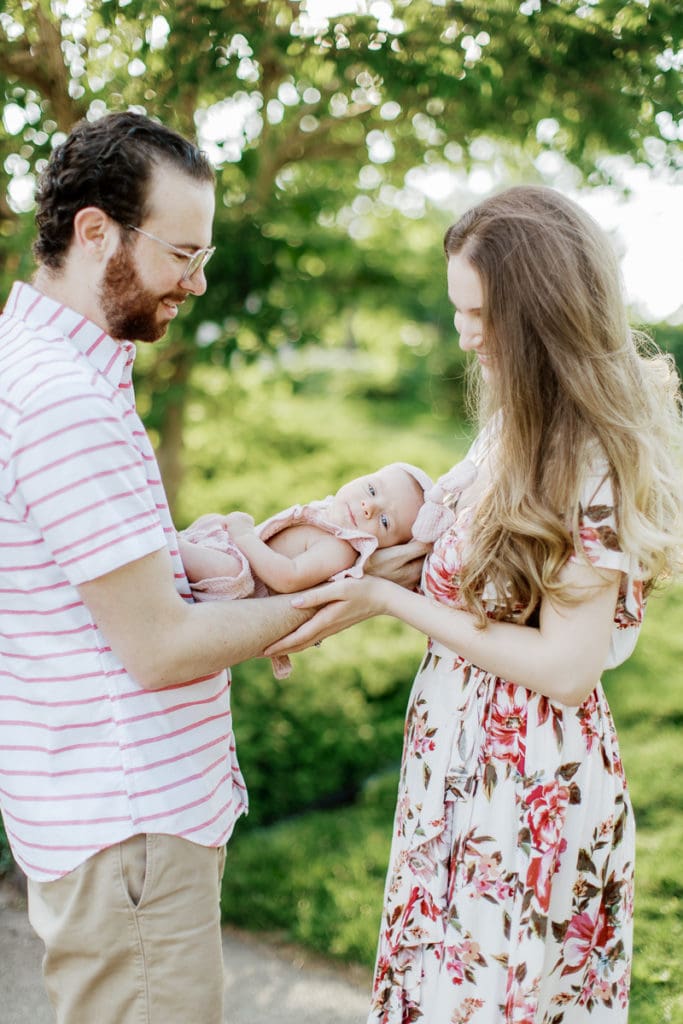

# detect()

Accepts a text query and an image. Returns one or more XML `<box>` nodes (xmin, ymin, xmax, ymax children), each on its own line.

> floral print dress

<box><xmin>368</xmin><ymin>436</ymin><xmax>643</xmax><ymax>1024</ymax></box>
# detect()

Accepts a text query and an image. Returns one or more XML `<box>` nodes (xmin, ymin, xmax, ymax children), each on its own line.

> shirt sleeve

<box><xmin>9</xmin><ymin>370</ymin><xmax>167</xmax><ymax>585</ymax></box>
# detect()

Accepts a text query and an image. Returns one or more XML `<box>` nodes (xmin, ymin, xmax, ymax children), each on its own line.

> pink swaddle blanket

<box><xmin>179</xmin><ymin>459</ymin><xmax>476</xmax><ymax>679</ymax></box>
<box><xmin>180</xmin><ymin>498</ymin><xmax>381</xmax><ymax>678</ymax></box>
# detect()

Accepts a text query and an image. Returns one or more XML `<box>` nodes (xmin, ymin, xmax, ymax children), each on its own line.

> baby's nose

<box><xmin>360</xmin><ymin>499</ymin><xmax>376</xmax><ymax>518</ymax></box>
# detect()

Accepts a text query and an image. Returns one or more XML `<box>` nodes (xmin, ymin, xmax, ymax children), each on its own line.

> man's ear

<box><xmin>72</xmin><ymin>206</ymin><xmax>118</xmax><ymax>261</ymax></box>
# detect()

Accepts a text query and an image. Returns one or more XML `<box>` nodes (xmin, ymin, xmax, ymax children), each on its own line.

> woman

<box><xmin>266</xmin><ymin>186</ymin><xmax>683</xmax><ymax>1023</ymax></box>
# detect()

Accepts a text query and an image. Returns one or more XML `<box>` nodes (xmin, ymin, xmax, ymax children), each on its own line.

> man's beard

<box><xmin>99</xmin><ymin>243</ymin><xmax>179</xmax><ymax>342</ymax></box>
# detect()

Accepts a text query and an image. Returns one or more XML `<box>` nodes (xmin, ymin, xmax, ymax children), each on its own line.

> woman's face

<box><xmin>447</xmin><ymin>253</ymin><xmax>493</xmax><ymax>380</ymax></box>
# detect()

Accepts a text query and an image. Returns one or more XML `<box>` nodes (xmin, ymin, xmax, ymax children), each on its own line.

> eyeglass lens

<box><xmin>183</xmin><ymin>248</ymin><xmax>215</xmax><ymax>280</ymax></box>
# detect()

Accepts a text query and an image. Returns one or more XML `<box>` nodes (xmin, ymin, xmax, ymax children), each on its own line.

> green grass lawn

<box><xmin>608</xmin><ymin>585</ymin><xmax>683</xmax><ymax>1024</ymax></box>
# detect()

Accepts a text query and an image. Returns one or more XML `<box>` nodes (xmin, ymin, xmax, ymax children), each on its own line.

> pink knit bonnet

<box><xmin>389</xmin><ymin>460</ymin><xmax>478</xmax><ymax>543</ymax></box>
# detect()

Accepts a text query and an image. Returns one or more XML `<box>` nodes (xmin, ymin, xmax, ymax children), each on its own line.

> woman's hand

<box><xmin>364</xmin><ymin>539</ymin><xmax>430</xmax><ymax>588</ymax></box>
<box><xmin>263</xmin><ymin>575</ymin><xmax>393</xmax><ymax>656</ymax></box>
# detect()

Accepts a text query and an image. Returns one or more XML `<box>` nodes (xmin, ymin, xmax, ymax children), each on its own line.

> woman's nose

<box><xmin>458</xmin><ymin>323</ymin><xmax>482</xmax><ymax>353</ymax></box>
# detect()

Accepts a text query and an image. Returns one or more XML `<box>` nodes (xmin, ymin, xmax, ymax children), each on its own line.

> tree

<box><xmin>2</xmin><ymin>0</ymin><xmax>681</xmax><ymax>506</ymax></box>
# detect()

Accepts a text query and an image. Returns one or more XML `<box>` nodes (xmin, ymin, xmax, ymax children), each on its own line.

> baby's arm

<box><xmin>225</xmin><ymin>512</ymin><xmax>357</xmax><ymax>593</ymax></box>
<box><xmin>178</xmin><ymin>535</ymin><xmax>244</xmax><ymax>584</ymax></box>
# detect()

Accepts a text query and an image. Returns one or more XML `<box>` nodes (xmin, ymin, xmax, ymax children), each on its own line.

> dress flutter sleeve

<box><xmin>571</xmin><ymin>467</ymin><xmax>645</xmax><ymax>670</ymax></box>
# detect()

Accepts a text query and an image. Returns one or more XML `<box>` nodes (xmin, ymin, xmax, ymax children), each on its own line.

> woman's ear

<box><xmin>72</xmin><ymin>206</ymin><xmax>118</xmax><ymax>262</ymax></box>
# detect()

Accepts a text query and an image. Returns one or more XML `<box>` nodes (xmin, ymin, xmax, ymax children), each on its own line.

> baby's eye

<box><xmin>380</xmin><ymin>514</ymin><xmax>389</xmax><ymax>530</ymax></box>
<box><xmin>368</xmin><ymin>484</ymin><xmax>376</xmax><ymax>496</ymax></box>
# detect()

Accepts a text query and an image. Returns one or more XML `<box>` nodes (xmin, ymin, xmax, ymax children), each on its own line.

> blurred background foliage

<box><xmin>2</xmin><ymin>0</ymin><xmax>682</xmax><ymax>506</ymax></box>
<box><xmin>1</xmin><ymin>1</ymin><xmax>683</xmax><ymax>1019</ymax></box>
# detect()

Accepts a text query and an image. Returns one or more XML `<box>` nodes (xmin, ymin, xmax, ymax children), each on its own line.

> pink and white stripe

<box><xmin>0</xmin><ymin>283</ymin><xmax>247</xmax><ymax>881</ymax></box>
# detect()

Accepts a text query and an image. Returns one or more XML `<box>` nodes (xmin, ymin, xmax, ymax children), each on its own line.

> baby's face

<box><xmin>329</xmin><ymin>466</ymin><xmax>424</xmax><ymax>547</ymax></box>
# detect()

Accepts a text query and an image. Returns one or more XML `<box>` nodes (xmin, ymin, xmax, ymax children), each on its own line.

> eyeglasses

<box><xmin>125</xmin><ymin>225</ymin><xmax>216</xmax><ymax>282</ymax></box>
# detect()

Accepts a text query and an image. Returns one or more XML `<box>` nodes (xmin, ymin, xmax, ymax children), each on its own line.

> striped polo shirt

<box><xmin>0</xmin><ymin>282</ymin><xmax>247</xmax><ymax>881</ymax></box>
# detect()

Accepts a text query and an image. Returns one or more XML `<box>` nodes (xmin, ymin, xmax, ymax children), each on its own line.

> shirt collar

<box><xmin>5</xmin><ymin>281</ymin><xmax>137</xmax><ymax>391</ymax></box>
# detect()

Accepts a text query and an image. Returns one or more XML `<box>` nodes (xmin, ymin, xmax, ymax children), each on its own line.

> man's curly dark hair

<box><xmin>33</xmin><ymin>111</ymin><xmax>215</xmax><ymax>270</ymax></box>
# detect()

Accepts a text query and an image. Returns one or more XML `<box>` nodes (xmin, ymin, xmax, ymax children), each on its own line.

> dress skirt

<box><xmin>367</xmin><ymin>641</ymin><xmax>634</xmax><ymax>1024</ymax></box>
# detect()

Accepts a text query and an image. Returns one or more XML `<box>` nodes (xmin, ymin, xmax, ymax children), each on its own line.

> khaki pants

<box><xmin>27</xmin><ymin>834</ymin><xmax>227</xmax><ymax>1024</ymax></box>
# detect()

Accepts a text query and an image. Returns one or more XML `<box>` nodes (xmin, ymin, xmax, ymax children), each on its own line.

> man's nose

<box><xmin>180</xmin><ymin>266</ymin><xmax>208</xmax><ymax>297</ymax></box>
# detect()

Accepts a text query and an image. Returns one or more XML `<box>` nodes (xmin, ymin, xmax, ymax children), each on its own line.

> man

<box><xmin>0</xmin><ymin>111</ymin><xmax>323</xmax><ymax>1024</ymax></box>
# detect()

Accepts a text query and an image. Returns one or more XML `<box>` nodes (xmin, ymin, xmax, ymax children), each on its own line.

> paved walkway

<box><xmin>0</xmin><ymin>881</ymin><xmax>372</xmax><ymax>1024</ymax></box>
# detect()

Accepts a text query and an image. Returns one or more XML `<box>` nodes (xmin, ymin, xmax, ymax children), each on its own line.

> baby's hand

<box><xmin>224</xmin><ymin>511</ymin><xmax>255</xmax><ymax>538</ymax></box>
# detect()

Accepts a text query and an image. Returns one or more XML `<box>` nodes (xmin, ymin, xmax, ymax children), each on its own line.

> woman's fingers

<box><xmin>365</xmin><ymin>540</ymin><xmax>429</xmax><ymax>585</ymax></box>
<box><xmin>289</xmin><ymin>583</ymin><xmax>340</xmax><ymax>609</ymax></box>
<box><xmin>264</xmin><ymin>605</ymin><xmax>343</xmax><ymax>655</ymax></box>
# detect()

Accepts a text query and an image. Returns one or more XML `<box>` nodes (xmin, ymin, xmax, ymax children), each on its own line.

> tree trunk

<box><xmin>153</xmin><ymin>345</ymin><xmax>195</xmax><ymax>520</ymax></box>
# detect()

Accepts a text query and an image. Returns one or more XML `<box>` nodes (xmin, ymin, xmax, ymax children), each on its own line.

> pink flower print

<box><xmin>458</xmin><ymin>938</ymin><xmax>483</xmax><ymax>965</ymax></box>
<box><xmin>444</xmin><ymin>940</ymin><xmax>484</xmax><ymax>987</ymax></box>
<box><xmin>452</xmin><ymin>997</ymin><xmax>485</xmax><ymax>1024</ymax></box>
<box><xmin>409</xmin><ymin>709</ymin><xmax>436</xmax><ymax>758</ymax></box>
<box><xmin>527</xmin><ymin>845</ymin><xmax>566</xmax><ymax>912</ymax></box>
<box><xmin>617</xmin><ymin>968</ymin><xmax>631</xmax><ymax>1008</ymax></box>
<box><xmin>577</xmin><ymin>691</ymin><xmax>601</xmax><ymax>751</ymax></box>
<box><xmin>464</xmin><ymin>851</ymin><xmax>508</xmax><ymax>902</ymax></box>
<box><xmin>524</xmin><ymin>782</ymin><xmax>570</xmax><ymax>910</ymax></box>
<box><xmin>578</xmin><ymin>525</ymin><xmax>603</xmax><ymax>564</ymax></box>
<box><xmin>372</xmin><ymin>954</ymin><xmax>392</xmax><ymax>991</ymax></box>
<box><xmin>504</xmin><ymin>977</ymin><xmax>539</xmax><ymax>1024</ymax></box>
<box><xmin>420</xmin><ymin>890</ymin><xmax>442</xmax><ymax>923</ymax></box>
<box><xmin>624</xmin><ymin>873</ymin><xmax>635</xmax><ymax>920</ymax></box>
<box><xmin>631</xmin><ymin>578</ymin><xmax>644</xmax><ymax>619</ymax></box>
<box><xmin>407</xmin><ymin>844</ymin><xmax>440</xmax><ymax>885</ymax></box>
<box><xmin>445</xmin><ymin>950</ymin><xmax>466</xmax><ymax>985</ymax></box>
<box><xmin>615</xmin><ymin>577</ymin><xmax>644</xmax><ymax>628</ymax></box>
<box><xmin>527</xmin><ymin>781</ymin><xmax>570</xmax><ymax>853</ymax></box>
<box><xmin>395</xmin><ymin>792</ymin><xmax>412</xmax><ymax>837</ymax></box>
<box><xmin>598</xmin><ymin>816</ymin><xmax>614</xmax><ymax>839</ymax></box>
<box><xmin>578</xmin><ymin>965</ymin><xmax>615</xmax><ymax>1009</ymax></box>
<box><xmin>424</xmin><ymin>537</ymin><xmax>465</xmax><ymax>607</ymax></box>
<box><xmin>472</xmin><ymin>852</ymin><xmax>498</xmax><ymax>886</ymax></box>
<box><xmin>486</xmin><ymin>683</ymin><xmax>528</xmax><ymax>772</ymax></box>
<box><xmin>563</xmin><ymin>903</ymin><xmax>615</xmax><ymax>975</ymax></box>
<box><xmin>398</xmin><ymin>884</ymin><xmax>441</xmax><ymax>942</ymax></box>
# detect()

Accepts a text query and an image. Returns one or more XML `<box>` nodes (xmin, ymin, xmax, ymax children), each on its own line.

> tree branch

<box><xmin>0</xmin><ymin>4</ymin><xmax>86</xmax><ymax>130</ymax></box>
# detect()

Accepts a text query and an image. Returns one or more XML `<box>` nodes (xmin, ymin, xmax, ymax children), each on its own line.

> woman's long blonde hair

<box><xmin>444</xmin><ymin>185</ymin><xmax>683</xmax><ymax>625</ymax></box>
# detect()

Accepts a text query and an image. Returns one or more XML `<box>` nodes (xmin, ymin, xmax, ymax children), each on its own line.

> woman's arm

<box><xmin>225</xmin><ymin>512</ymin><xmax>358</xmax><ymax>593</ymax></box>
<box><xmin>265</xmin><ymin>558</ymin><xmax>620</xmax><ymax>706</ymax></box>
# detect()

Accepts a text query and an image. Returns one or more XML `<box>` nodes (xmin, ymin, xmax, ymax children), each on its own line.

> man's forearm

<box><xmin>198</xmin><ymin>591</ymin><xmax>313</xmax><ymax>668</ymax></box>
<box><xmin>78</xmin><ymin>549</ymin><xmax>312</xmax><ymax>691</ymax></box>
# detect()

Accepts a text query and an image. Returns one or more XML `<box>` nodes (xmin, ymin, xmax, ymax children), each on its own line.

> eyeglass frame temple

<box><xmin>123</xmin><ymin>224</ymin><xmax>215</xmax><ymax>280</ymax></box>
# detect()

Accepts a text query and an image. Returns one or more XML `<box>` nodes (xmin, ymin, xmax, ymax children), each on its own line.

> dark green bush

<box><xmin>0</xmin><ymin>818</ymin><xmax>12</xmax><ymax>877</ymax></box>
<box><xmin>230</xmin><ymin>618</ymin><xmax>423</xmax><ymax>828</ymax></box>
